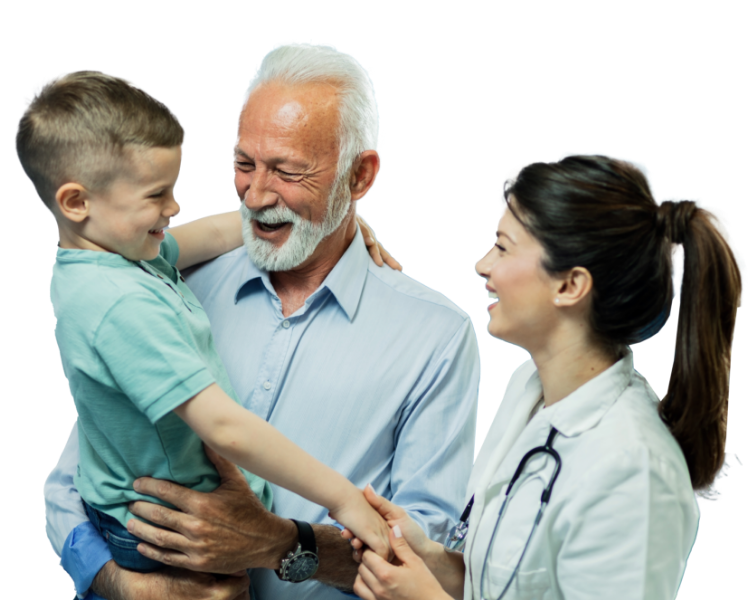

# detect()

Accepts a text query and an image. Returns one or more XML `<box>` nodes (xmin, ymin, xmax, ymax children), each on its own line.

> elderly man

<box><xmin>45</xmin><ymin>44</ymin><xmax>479</xmax><ymax>600</ymax></box>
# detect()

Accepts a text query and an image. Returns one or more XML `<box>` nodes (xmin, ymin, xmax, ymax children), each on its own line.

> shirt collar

<box><xmin>233</xmin><ymin>227</ymin><xmax>370</xmax><ymax>322</ymax></box>
<box><xmin>533</xmin><ymin>349</ymin><xmax>634</xmax><ymax>438</ymax></box>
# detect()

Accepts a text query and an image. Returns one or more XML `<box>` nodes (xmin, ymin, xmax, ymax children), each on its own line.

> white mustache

<box><xmin>243</xmin><ymin>203</ymin><xmax>298</xmax><ymax>225</ymax></box>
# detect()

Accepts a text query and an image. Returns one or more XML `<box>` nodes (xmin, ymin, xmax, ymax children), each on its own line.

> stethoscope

<box><xmin>444</xmin><ymin>426</ymin><xmax>562</xmax><ymax>599</ymax></box>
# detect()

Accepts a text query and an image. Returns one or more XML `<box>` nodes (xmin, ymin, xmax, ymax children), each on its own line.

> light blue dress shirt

<box><xmin>45</xmin><ymin>228</ymin><xmax>480</xmax><ymax>600</ymax></box>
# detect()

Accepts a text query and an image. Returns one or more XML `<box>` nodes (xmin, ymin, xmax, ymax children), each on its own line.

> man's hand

<box><xmin>357</xmin><ymin>215</ymin><xmax>402</xmax><ymax>271</ymax></box>
<box><xmin>126</xmin><ymin>445</ymin><xmax>297</xmax><ymax>574</ymax></box>
<box><xmin>91</xmin><ymin>560</ymin><xmax>250</xmax><ymax>600</ymax></box>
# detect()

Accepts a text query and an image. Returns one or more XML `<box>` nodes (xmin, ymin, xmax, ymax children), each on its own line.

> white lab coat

<box><xmin>463</xmin><ymin>351</ymin><xmax>699</xmax><ymax>600</ymax></box>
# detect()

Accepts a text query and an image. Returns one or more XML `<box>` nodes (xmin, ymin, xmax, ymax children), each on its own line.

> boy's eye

<box><xmin>149</xmin><ymin>191</ymin><xmax>164</xmax><ymax>198</ymax></box>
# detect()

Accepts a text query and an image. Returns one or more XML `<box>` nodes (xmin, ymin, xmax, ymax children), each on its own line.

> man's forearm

<box><xmin>311</xmin><ymin>524</ymin><xmax>358</xmax><ymax>592</ymax></box>
<box><xmin>91</xmin><ymin>561</ymin><xmax>127</xmax><ymax>600</ymax></box>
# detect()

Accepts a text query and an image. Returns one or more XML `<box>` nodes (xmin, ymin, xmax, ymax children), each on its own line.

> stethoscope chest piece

<box><xmin>444</xmin><ymin>494</ymin><xmax>475</xmax><ymax>553</ymax></box>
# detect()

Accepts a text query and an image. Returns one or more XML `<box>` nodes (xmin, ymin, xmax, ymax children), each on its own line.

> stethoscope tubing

<box><xmin>464</xmin><ymin>426</ymin><xmax>561</xmax><ymax>600</ymax></box>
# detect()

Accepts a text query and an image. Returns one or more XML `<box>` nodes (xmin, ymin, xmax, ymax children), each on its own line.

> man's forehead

<box><xmin>242</xmin><ymin>82</ymin><xmax>339</xmax><ymax>125</ymax></box>
<box><xmin>237</xmin><ymin>81</ymin><xmax>340</xmax><ymax>160</ymax></box>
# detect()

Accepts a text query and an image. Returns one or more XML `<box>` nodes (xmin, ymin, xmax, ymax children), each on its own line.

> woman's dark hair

<box><xmin>506</xmin><ymin>155</ymin><xmax>741</xmax><ymax>490</ymax></box>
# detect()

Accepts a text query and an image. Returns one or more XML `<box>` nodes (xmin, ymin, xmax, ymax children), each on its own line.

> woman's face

<box><xmin>475</xmin><ymin>205</ymin><xmax>560</xmax><ymax>349</ymax></box>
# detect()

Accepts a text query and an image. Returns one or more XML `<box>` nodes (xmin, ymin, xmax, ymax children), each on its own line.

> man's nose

<box><xmin>244</xmin><ymin>170</ymin><xmax>278</xmax><ymax>211</ymax></box>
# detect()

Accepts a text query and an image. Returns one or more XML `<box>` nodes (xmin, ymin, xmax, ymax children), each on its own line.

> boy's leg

<box><xmin>82</xmin><ymin>501</ymin><xmax>164</xmax><ymax>573</ymax></box>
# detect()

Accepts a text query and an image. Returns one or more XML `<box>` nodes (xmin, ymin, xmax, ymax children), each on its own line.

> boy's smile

<box><xmin>78</xmin><ymin>146</ymin><xmax>182</xmax><ymax>261</ymax></box>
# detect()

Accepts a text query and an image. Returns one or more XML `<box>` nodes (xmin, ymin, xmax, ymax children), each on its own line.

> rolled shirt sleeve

<box><xmin>45</xmin><ymin>423</ymin><xmax>110</xmax><ymax>599</ymax></box>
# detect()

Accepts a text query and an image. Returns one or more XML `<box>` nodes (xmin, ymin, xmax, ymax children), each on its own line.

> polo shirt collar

<box><xmin>533</xmin><ymin>348</ymin><xmax>634</xmax><ymax>438</ymax></box>
<box><xmin>233</xmin><ymin>227</ymin><xmax>369</xmax><ymax>322</ymax></box>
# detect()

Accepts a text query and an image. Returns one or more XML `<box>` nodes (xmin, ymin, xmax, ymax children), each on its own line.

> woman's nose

<box><xmin>475</xmin><ymin>248</ymin><xmax>494</xmax><ymax>278</ymax></box>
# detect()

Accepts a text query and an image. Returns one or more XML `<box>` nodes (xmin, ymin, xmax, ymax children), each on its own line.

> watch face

<box><xmin>285</xmin><ymin>551</ymin><xmax>319</xmax><ymax>582</ymax></box>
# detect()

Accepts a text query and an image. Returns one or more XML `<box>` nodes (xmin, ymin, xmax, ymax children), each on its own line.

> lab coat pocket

<box><xmin>485</xmin><ymin>564</ymin><xmax>552</xmax><ymax>600</ymax></box>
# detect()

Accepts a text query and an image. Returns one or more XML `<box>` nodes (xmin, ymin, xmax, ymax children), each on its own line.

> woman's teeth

<box><xmin>488</xmin><ymin>291</ymin><xmax>499</xmax><ymax>299</ymax></box>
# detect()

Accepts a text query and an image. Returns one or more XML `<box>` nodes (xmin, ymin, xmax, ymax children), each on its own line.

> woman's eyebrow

<box><xmin>496</xmin><ymin>231</ymin><xmax>517</xmax><ymax>245</ymax></box>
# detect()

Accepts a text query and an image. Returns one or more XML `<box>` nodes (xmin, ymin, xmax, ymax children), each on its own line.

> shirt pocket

<box><xmin>484</xmin><ymin>564</ymin><xmax>552</xmax><ymax>600</ymax></box>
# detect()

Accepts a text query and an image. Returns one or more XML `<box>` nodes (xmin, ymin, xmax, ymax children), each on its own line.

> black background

<box><xmin>20</xmin><ymin>39</ymin><xmax>752</xmax><ymax>598</ymax></box>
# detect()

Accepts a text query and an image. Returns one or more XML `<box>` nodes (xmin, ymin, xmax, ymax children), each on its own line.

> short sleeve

<box><xmin>93</xmin><ymin>291</ymin><xmax>215</xmax><ymax>423</ymax></box>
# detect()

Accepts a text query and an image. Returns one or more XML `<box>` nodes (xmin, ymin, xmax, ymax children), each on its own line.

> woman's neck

<box><xmin>530</xmin><ymin>337</ymin><xmax>617</xmax><ymax>407</ymax></box>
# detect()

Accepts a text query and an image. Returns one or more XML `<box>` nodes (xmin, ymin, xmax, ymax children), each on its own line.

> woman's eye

<box><xmin>495</xmin><ymin>243</ymin><xmax>507</xmax><ymax>253</ymax></box>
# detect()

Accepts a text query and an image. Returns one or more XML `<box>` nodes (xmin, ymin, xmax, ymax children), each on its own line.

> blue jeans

<box><xmin>83</xmin><ymin>501</ymin><xmax>164</xmax><ymax>572</ymax></box>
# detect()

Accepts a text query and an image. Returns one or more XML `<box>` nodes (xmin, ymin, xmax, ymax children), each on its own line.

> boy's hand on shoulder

<box><xmin>358</xmin><ymin>216</ymin><xmax>402</xmax><ymax>271</ymax></box>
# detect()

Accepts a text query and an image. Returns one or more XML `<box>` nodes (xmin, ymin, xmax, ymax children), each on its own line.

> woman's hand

<box><xmin>358</xmin><ymin>216</ymin><xmax>402</xmax><ymax>271</ymax></box>
<box><xmin>342</xmin><ymin>484</ymin><xmax>433</xmax><ymax>563</ymax></box>
<box><xmin>354</xmin><ymin>525</ymin><xmax>452</xmax><ymax>600</ymax></box>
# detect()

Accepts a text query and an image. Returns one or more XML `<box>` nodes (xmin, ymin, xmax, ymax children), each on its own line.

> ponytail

<box><xmin>506</xmin><ymin>156</ymin><xmax>742</xmax><ymax>492</ymax></box>
<box><xmin>657</xmin><ymin>201</ymin><xmax>741</xmax><ymax>490</ymax></box>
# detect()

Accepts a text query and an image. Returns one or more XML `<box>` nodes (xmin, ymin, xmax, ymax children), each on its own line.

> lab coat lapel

<box><xmin>466</xmin><ymin>364</ymin><xmax>544</xmax><ymax>553</ymax></box>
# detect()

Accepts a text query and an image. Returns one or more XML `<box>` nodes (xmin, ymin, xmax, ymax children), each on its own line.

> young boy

<box><xmin>18</xmin><ymin>71</ymin><xmax>390</xmax><ymax>573</ymax></box>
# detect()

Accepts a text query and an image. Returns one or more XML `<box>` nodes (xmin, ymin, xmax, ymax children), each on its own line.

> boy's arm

<box><xmin>173</xmin><ymin>383</ymin><xmax>391</xmax><ymax>561</ymax></box>
<box><xmin>170</xmin><ymin>211</ymin><xmax>242</xmax><ymax>271</ymax></box>
<box><xmin>169</xmin><ymin>210</ymin><xmax>401</xmax><ymax>272</ymax></box>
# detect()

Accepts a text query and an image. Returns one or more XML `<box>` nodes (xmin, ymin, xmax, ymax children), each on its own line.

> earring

<box><xmin>555</xmin><ymin>298</ymin><xmax>560</xmax><ymax>304</ymax></box>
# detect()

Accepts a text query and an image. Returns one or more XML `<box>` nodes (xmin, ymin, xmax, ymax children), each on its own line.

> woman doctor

<box><xmin>349</xmin><ymin>155</ymin><xmax>741</xmax><ymax>600</ymax></box>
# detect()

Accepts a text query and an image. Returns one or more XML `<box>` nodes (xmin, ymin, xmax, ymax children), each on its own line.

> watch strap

<box><xmin>290</xmin><ymin>519</ymin><xmax>317</xmax><ymax>554</ymax></box>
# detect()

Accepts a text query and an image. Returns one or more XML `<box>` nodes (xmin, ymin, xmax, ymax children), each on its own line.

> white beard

<box><xmin>240</xmin><ymin>172</ymin><xmax>352</xmax><ymax>272</ymax></box>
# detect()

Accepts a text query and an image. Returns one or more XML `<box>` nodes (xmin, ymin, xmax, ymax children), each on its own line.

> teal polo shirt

<box><xmin>51</xmin><ymin>233</ymin><xmax>272</xmax><ymax>526</ymax></box>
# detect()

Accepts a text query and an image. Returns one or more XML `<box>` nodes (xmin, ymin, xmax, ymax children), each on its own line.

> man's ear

<box><xmin>55</xmin><ymin>183</ymin><xmax>90</xmax><ymax>223</ymax></box>
<box><xmin>349</xmin><ymin>150</ymin><xmax>380</xmax><ymax>201</ymax></box>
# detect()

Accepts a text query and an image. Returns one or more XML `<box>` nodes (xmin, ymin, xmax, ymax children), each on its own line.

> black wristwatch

<box><xmin>276</xmin><ymin>519</ymin><xmax>319</xmax><ymax>583</ymax></box>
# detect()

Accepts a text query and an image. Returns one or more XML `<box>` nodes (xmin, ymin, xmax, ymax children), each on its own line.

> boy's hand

<box><xmin>358</xmin><ymin>216</ymin><xmax>402</xmax><ymax>271</ymax></box>
<box><xmin>330</xmin><ymin>486</ymin><xmax>393</xmax><ymax>562</ymax></box>
<box><xmin>342</xmin><ymin>484</ymin><xmax>433</xmax><ymax>564</ymax></box>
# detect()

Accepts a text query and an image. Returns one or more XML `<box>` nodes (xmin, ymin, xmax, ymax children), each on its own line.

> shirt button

<box><xmin>282</xmin><ymin>320</ymin><xmax>291</xmax><ymax>329</ymax></box>
<box><xmin>263</xmin><ymin>381</ymin><xmax>272</xmax><ymax>390</ymax></box>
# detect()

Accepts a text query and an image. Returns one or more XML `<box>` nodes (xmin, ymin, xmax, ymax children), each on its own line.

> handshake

<box><xmin>329</xmin><ymin>485</ymin><xmax>449</xmax><ymax>600</ymax></box>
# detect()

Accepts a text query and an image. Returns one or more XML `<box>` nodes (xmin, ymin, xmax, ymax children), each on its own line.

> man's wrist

<box><xmin>309</xmin><ymin>524</ymin><xmax>359</xmax><ymax>592</ymax></box>
<box><xmin>264</xmin><ymin>514</ymin><xmax>299</xmax><ymax>570</ymax></box>
<box><xmin>91</xmin><ymin>560</ymin><xmax>129</xmax><ymax>600</ymax></box>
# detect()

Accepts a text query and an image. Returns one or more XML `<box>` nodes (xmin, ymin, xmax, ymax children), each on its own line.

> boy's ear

<box><xmin>55</xmin><ymin>183</ymin><xmax>90</xmax><ymax>223</ymax></box>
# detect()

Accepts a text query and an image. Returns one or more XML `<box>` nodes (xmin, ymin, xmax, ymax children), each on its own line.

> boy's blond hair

<box><xmin>16</xmin><ymin>71</ymin><xmax>184</xmax><ymax>209</ymax></box>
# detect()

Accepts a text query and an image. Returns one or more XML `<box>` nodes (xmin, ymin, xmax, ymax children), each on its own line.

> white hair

<box><xmin>247</xmin><ymin>44</ymin><xmax>379</xmax><ymax>179</ymax></box>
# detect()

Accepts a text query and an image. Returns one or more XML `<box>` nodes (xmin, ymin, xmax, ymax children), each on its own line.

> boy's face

<box><xmin>86</xmin><ymin>146</ymin><xmax>181</xmax><ymax>261</ymax></box>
